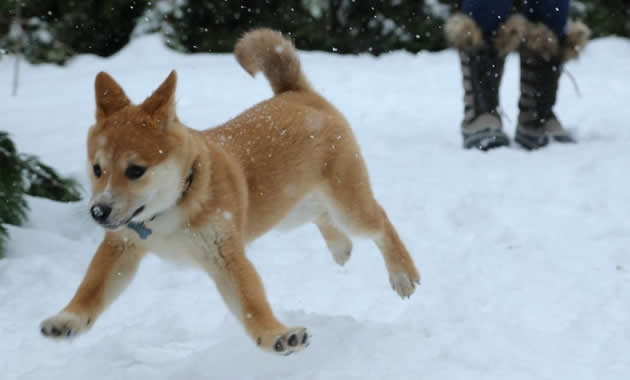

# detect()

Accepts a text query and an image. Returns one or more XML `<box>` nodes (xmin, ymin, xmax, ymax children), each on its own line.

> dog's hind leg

<box><xmin>315</xmin><ymin>212</ymin><xmax>352</xmax><ymax>266</ymax></box>
<box><xmin>323</xmin><ymin>150</ymin><xmax>420</xmax><ymax>298</ymax></box>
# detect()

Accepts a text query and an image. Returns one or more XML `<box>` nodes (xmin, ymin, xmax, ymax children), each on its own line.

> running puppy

<box><xmin>40</xmin><ymin>29</ymin><xmax>420</xmax><ymax>355</ymax></box>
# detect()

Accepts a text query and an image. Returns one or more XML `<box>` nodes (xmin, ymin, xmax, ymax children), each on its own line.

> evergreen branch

<box><xmin>17</xmin><ymin>155</ymin><xmax>82</xmax><ymax>202</ymax></box>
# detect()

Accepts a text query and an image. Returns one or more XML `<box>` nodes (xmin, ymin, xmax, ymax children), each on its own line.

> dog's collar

<box><xmin>182</xmin><ymin>165</ymin><xmax>195</xmax><ymax>196</ymax></box>
<box><xmin>127</xmin><ymin>165</ymin><xmax>195</xmax><ymax>240</ymax></box>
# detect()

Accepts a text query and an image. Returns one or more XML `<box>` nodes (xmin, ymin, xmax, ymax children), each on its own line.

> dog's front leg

<box><xmin>40</xmin><ymin>233</ymin><xmax>145</xmax><ymax>339</ymax></box>
<box><xmin>202</xmin><ymin>230</ymin><xmax>309</xmax><ymax>355</ymax></box>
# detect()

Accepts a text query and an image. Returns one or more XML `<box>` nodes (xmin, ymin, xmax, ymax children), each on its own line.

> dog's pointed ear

<box><xmin>141</xmin><ymin>70</ymin><xmax>177</xmax><ymax>129</ymax></box>
<box><xmin>94</xmin><ymin>72</ymin><xmax>130</xmax><ymax>120</ymax></box>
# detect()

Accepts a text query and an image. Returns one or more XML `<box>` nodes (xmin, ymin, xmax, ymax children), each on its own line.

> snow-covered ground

<box><xmin>2</xmin><ymin>35</ymin><xmax>630</xmax><ymax>379</ymax></box>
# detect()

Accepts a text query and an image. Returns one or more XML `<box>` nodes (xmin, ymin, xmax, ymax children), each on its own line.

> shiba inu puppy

<box><xmin>40</xmin><ymin>29</ymin><xmax>420</xmax><ymax>355</ymax></box>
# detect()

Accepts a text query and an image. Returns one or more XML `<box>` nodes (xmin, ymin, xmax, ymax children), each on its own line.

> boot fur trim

<box><xmin>523</xmin><ymin>22</ymin><xmax>559</xmax><ymax>61</ymax></box>
<box><xmin>446</xmin><ymin>13</ymin><xmax>525</xmax><ymax>56</ymax></box>
<box><xmin>494</xmin><ymin>15</ymin><xmax>527</xmax><ymax>56</ymax></box>
<box><xmin>562</xmin><ymin>20</ymin><xmax>590</xmax><ymax>62</ymax></box>
<box><xmin>445</xmin><ymin>14</ymin><xmax>483</xmax><ymax>52</ymax></box>
<box><xmin>524</xmin><ymin>20</ymin><xmax>590</xmax><ymax>62</ymax></box>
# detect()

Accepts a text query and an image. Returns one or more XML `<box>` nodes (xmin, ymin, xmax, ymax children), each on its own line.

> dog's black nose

<box><xmin>90</xmin><ymin>204</ymin><xmax>112</xmax><ymax>222</ymax></box>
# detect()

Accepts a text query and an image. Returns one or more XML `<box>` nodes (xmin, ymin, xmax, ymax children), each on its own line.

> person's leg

<box><xmin>515</xmin><ymin>0</ymin><xmax>590</xmax><ymax>149</ymax></box>
<box><xmin>461</xmin><ymin>0</ymin><xmax>514</xmax><ymax>40</ymax></box>
<box><xmin>446</xmin><ymin>0</ymin><xmax>525</xmax><ymax>150</ymax></box>
<box><xmin>521</xmin><ymin>0</ymin><xmax>569</xmax><ymax>38</ymax></box>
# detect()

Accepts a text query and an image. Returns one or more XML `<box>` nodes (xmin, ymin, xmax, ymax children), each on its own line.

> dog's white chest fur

<box><xmin>138</xmin><ymin>211</ymin><xmax>225</xmax><ymax>269</ymax></box>
<box><xmin>145</xmin><ymin>231</ymin><xmax>199</xmax><ymax>265</ymax></box>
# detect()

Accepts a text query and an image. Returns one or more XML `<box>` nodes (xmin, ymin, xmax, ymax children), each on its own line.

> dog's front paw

<box><xmin>389</xmin><ymin>271</ymin><xmax>420</xmax><ymax>299</ymax></box>
<box><xmin>258</xmin><ymin>327</ymin><xmax>309</xmax><ymax>356</ymax></box>
<box><xmin>40</xmin><ymin>311</ymin><xmax>91</xmax><ymax>339</ymax></box>
<box><xmin>272</xmin><ymin>327</ymin><xmax>309</xmax><ymax>356</ymax></box>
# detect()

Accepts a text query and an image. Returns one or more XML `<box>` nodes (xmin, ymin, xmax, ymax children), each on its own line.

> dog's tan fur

<box><xmin>40</xmin><ymin>29</ymin><xmax>420</xmax><ymax>354</ymax></box>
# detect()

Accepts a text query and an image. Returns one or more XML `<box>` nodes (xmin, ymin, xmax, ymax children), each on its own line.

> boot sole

<box><xmin>515</xmin><ymin>132</ymin><xmax>549</xmax><ymax>150</ymax></box>
<box><xmin>515</xmin><ymin>131</ymin><xmax>576</xmax><ymax>150</ymax></box>
<box><xmin>463</xmin><ymin>129</ymin><xmax>510</xmax><ymax>151</ymax></box>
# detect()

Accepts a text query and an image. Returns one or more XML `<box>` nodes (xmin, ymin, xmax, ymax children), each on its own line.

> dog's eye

<box><xmin>125</xmin><ymin>165</ymin><xmax>146</xmax><ymax>180</ymax></box>
<box><xmin>93</xmin><ymin>164</ymin><xmax>102</xmax><ymax>178</ymax></box>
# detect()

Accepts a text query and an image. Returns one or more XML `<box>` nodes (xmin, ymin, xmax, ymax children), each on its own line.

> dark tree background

<box><xmin>1</xmin><ymin>0</ymin><xmax>628</xmax><ymax>65</ymax></box>
<box><xmin>157</xmin><ymin>0</ymin><xmax>446</xmax><ymax>54</ymax></box>
<box><xmin>0</xmin><ymin>132</ymin><xmax>82</xmax><ymax>257</ymax></box>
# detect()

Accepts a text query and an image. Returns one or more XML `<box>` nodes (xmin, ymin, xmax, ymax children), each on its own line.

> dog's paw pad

<box><xmin>272</xmin><ymin>327</ymin><xmax>309</xmax><ymax>355</ymax></box>
<box><xmin>40</xmin><ymin>312</ymin><xmax>90</xmax><ymax>339</ymax></box>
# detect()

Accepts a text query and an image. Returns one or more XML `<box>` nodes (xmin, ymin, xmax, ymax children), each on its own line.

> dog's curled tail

<box><xmin>235</xmin><ymin>28</ymin><xmax>311</xmax><ymax>94</ymax></box>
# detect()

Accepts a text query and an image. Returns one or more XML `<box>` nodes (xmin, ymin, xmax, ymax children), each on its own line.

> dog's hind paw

<box><xmin>330</xmin><ymin>240</ymin><xmax>352</xmax><ymax>266</ymax></box>
<box><xmin>40</xmin><ymin>311</ymin><xmax>91</xmax><ymax>339</ymax></box>
<box><xmin>389</xmin><ymin>271</ymin><xmax>420</xmax><ymax>299</ymax></box>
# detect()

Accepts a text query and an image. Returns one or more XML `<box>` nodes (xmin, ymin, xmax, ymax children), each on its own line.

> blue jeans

<box><xmin>461</xmin><ymin>0</ymin><xmax>569</xmax><ymax>40</ymax></box>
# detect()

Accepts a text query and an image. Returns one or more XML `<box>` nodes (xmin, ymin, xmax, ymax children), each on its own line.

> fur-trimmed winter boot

<box><xmin>446</xmin><ymin>14</ymin><xmax>526</xmax><ymax>151</ymax></box>
<box><xmin>515</xmin><ymin>21</ymin><xmax>590</xmax><ymax>150</ymax></box>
